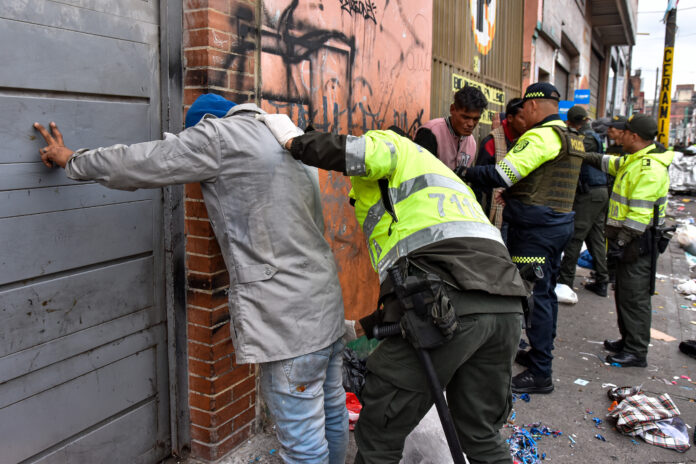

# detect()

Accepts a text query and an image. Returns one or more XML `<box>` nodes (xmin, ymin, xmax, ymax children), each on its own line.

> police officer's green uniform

<box><xmin>285</xmin><ymin>128</ymin><xmax>529</xmax><ymax>464</ymax></box>
<box><xmin>558</xmin><ymin>118</ymin><xmax>610</xmax><ymax>291</ymax></box>
<box><xmin>584</xmin><ymin>114</ymin><xmax>674</xmax><ymax>365</ymax></box>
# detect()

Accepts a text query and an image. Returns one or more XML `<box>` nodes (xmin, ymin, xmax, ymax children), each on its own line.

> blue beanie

<box><xmin>185</xmin><ymin>93</ymin><xmax>237</xmax><ymax>128</ymax></box>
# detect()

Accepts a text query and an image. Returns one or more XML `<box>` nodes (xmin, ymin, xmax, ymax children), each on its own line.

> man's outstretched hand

<box><xmin>33</xmin><ymin>122</ymin><xmax>74</xmax><ymax>168</ymax></box>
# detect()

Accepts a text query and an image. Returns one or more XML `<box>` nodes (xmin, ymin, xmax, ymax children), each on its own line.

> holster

<box><xmin>385</xmin><ymin>265</ymin><xmax>458</xmax><ymax>350</ymax></box>
<box><xmin>517</xmin><ymin>262</ymin><xmax>544</xmax><ymax>330</ymax></box>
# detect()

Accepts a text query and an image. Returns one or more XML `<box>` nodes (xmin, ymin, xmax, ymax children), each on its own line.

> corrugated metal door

<box><xmin>590</xmin><ymin>49</ymin><xmax>602</xmax><ymax>118</ymax></box>
<box><xmin>0</xmin><ymin>1</ymin><xmax>172</xmax><ymax>462</ymax></box>
<box><xmin>431</xmin><ymin>0</ymin><xmax>524</xmax><ymax>139</ymax></box>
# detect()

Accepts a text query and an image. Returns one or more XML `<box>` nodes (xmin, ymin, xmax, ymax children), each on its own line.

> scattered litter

<box><xmin>586</xmin><ymin>409</ymin><xmax>593</xmax><ymax>414</ymax></box>
<box><xmin>595</xmin><ymin>434</ymin><xmax>606</xmax><ymax>441</ymax></box>
<box><xmin>513</xmin><ymin>393</ymin><xmax>531</xmax><ymax>403</ymax></box>
<box><xmin>691</xmin><ymin>321</ymin><xmax>696</xmax><ymax>326</ymax></box>
<box><xmin>269</xmin><ymin>449</ymin><xmax>277</xmax><ymax>455</ymax></box>
<box><xmin>611</xmin><ymin>362</ymin><xmax>622</xmax><ymax>367</ymax></box>
<box><xmin>593</xmin><ymin>417</ymin><xmax>603</xmax><ymax>428</ymax></box>
<box><xmin>346</xmin><ymin>392</ymin><xmax>362</xmax><ymax>431</ymax></box>
<box><xmin>681</xmin><ymin>305</ymin><xmax>690</xmax><ymax>309</ymax></box>
<box><xmin>631</xmin><ymin>439</ymin><xmax>639</xmax><ymax>445</ymax></box>
<box><xmin>602</xmin><ymin>383</ymin><xmax>618</xmax><ymax>389</ymax></box>
<box><xmin>586</xmin><ymin>340</ymin><xmax>605</xmax><ymax>345</ymax></box>
<box><xmin>608</xmin><ymin>400</ymin><xmax>619</xmax><ymax>412</ymax></box>
<box><xmin>507</xmin><ymin>427</ymin><xmax>542</xmax><ymax>464</ymax></box>
<box><xmin>677</xmin><ymin>279</ymin><xmax>696</xmax><ymax>295</ymax></box>
<box><xmin>677</xmin><ymin>225</ymin><xmax>696</xmax><ymax>255</ymax></box>
<box><xmin>607</xmin><ymin>386</ymin><xmax>691</xmax><ymax>452</ymax></box>
<box><xmin>681</xmin><ymin>375</ymin><xmax>692</xmax><ymax>381</ymax></box>
<box><xmin>568</xmin><ymin>435</ymin><xmax>576</xmax><ymax>445</ymax></box>
<box><xmin>650</xmin><ymin>328</ymin><xmax>677</xmax><ymax>342</ymax></box>
<box><xmin>555</xmin><ymin>283</ymin><xmax>578</xmax><ymax>304</ymax></box>
<box><xmin>574</xmin><ymin>378</ymin><xmax>590</xmax><ymax>386</ymax></box>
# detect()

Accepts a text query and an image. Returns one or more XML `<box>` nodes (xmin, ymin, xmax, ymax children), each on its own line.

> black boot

<box><xmin>585</xmin><ymin>281</ymin><xmax>608</xmax><ymax>297</ymax></box>
<box><xmin>515</xmin><ymin>350</ymin><xmax>531</xmax><ymax>368</ymax></box>
<box><xmin>511</xmin><ymin>369</ymin><xmax>554</xmax><ymax>394</ymax></box>
<box><xmin>606</xmin><ymin>352</ymin><xmax>647</xmax><ymax>367</ymax></box>
<box><xmin>603</xmin><ymin>339</ymin><xmax>624</xmax><ymax>352</ymax></box>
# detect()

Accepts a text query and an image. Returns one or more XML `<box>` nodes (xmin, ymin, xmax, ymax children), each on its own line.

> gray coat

<box><xmin>65</xmin><ymin>103</ymin><xmax>345</xmax><ymax>363</ymax></box>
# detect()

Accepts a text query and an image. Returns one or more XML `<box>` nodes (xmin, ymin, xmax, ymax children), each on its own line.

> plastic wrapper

<box><xmin>400</xmin><ymin>405</ymin><xmax>469</xmax><ymax>464</ymax></box>
<box><xmin>676</xmin><ymin>225</ymin><xmax>696</xmax><ymax>255</ymax></box>
<box><xmin>669</xmin><ymin>151</ymin><xmax>696</xmax><ymax>193</ymax></box>
<box><xmin>555</xmin><ymin>283</ymin><xmax>578</xmax><ymax>304</ymax></box>
<box><xmin>342</xmin><ymin>347</ymin><xmax>367</xmax><ymax>395</ymax></box>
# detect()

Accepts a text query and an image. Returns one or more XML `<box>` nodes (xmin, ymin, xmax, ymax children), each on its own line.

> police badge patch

<box><xmin>513</xmin><ymin>140</ymin><xmax>529</xmax><ymax>153</ymax></box>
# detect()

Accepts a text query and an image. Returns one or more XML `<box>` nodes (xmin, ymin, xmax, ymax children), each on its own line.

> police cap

<box><xmin>567</xmin><ymin>105</ymin><xmax>588</xmax><ymax>123</ymax></box>
<box><xmin>625</xmin><ymin>113</ymin><xmax>658</xmax><ymax>141</ymax></box>
<box><xmin>522</xmin><ymin>82</ymin><xmax>561</xmax><ymax>102</ymax></box>
<box><xmin>608</xmin><ymin>115</ymin><xmax>628</xmax><ymax>130</ymax></box>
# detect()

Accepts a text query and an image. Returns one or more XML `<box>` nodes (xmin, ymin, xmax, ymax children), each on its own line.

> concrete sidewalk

<box><xmin>204</xmin><ymin>196</ymin><xmax>696</xmax><ymax>464</ymax></box>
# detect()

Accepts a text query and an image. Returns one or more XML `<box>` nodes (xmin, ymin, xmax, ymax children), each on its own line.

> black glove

<box><xmin>453</xmin><ymin>165</ymin><xmax>467</xmax><ymax>179</ymax></box>
<box><xmin>607</xmin><ymin>239</ymin><xmax>626</xmax><ymax>260</ymax></box>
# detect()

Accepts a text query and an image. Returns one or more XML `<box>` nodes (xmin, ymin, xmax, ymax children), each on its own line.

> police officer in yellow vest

<box><xmin>582</xmin><ymin>114</ymin><xmax>673</xmax><ymax>367</ymax></box>
<box><xmin>255</xmin><ymin>114</ymin><xmax>529</xmax><ymax>464</ymax></box>
<box><xmin>463</xmin><ymin>82</ymin><xmax>584</xmax><ymax>394</ymax></box>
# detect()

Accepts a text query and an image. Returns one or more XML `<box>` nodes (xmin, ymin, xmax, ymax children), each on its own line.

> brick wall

<box><xmin>183</xmin><ymin>1</ymin><xmax>258</xmax><ymax>461</ymax></box>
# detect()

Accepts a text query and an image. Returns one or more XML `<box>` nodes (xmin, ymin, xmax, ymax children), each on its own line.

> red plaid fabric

<box><xmin>608</xmin><ymin>392</ymin><xmax>690</xmax><ymax>452</ymax></box>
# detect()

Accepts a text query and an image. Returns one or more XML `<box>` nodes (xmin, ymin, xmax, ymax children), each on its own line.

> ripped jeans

<box><xmin>259</xmin><ymin>338</ymin><xmax>348</xmax><ymax>464</ymax></box>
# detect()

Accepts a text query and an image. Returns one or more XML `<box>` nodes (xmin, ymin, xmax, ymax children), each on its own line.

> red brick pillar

<box><xmin>183</xmin><ymin>1</ymin><xmax>259</xmax><ymax>460</ymax></box>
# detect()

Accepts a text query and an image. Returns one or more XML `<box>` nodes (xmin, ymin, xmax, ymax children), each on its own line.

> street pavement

<box><xmin>200</xmin><ymin>194</ymin><xmax>696</xmax><ymax>464</ymax></box>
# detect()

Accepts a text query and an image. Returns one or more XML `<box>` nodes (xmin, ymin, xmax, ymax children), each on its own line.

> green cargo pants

<box><xmin>615</xmin><ymin>251</ymin><xmax>653</xmax><ymax>356</ymax></box>
<box><xmin>354</xmin><ymin>292</ymin><xmax>522</xmax><ymax>464</ymax></box>
<box><xmin>558</xmin><ymin>187</ymin><xmax>609</xmax><ymax>286</ymax></box>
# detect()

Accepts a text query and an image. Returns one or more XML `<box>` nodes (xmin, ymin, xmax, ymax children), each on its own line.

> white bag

<box><xmin>555</xmin><ymin>283</ymin><xmax>578</xmax><ymax>304</ymax></box>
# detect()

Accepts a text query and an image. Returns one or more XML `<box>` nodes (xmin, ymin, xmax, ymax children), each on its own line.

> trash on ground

<box><xmin>677</xmin><ymin>279</ymin><xmax>696</xmax><ymax>295</ymax></box>
<box><xmin>505</xmin><ymin>422</ymin><xmax>561</xmax><ymax>464</ymax></box>
<box><xmin>676</xmin><ymin>225</ymin><xmax>696</xmax><ymax>255</ymax></box>
<box><xmin>650</xmin><ymin>328</ymin><xmax>677</xmax><ymax>342</ymax></box>
<box><xmin>679</xmin><ymin>340</ymin><xmax>696</xmax><ymax>359</ymax></box>
<box><xmin>346</xmin><ymin>392</ymin><xmax>362</xmax><ymax>431</ymax></box>
<box><xmin>400</xmin><ymin>403</ymin><xmax>465</xmax><ymax>464</ymax></box>
<box><xmin>555</xmin><ymin>283</ymin><xmax>578</xmax><ymax>304</ymax></box>
<box><xmin>606</xmin><ymin>386</ymin><xmax>691</xmax><ymax>452</ymax></box>
<box><xmin>513</xmin><ymin>393</ymin><xmax>531</xmax><ymax>403</ymax></box>
<box><xmin>574</xmin><ymin>378</ymin><xmax>589</xmax><ymax>386</ymax></box>
<box><xmin>578</xmin><ymin>249</ymin><xmax>594</xmax><ymax>270</ymax></box>
<box><xmin>595</xmin><ymin>434</ymin><xmax>606</xmax><ymax>441</ymax></box>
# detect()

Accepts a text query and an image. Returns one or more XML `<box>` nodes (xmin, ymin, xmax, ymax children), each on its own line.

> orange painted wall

<box><xmin>258</xmin><ymin>0</ymin><xmax>433</xmax><ymax>321</ymax></box>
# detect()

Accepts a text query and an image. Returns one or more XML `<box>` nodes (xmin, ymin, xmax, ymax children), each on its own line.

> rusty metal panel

<box><xmin>258</xmin><ymin>0</ymin><xmax>433</xmax><ymax>321</ymax></box>
<box><xmin>431</xmin><ymin>0</ymin><xmax>524</xmax><ymax>138</ymax></box>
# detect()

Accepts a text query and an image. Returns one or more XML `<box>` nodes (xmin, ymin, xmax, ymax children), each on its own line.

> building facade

<box><xmin>522</xmin><ymin>0</ymin><xmax>637</xmax><ymax>119</ymax></box>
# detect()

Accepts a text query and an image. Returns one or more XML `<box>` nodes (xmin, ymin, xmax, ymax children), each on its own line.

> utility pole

<box><xmin>652</xmin><ymin>67</ymin><xmax>659</xmax><ymax>116</ymax></box>
<box><xmin>657</xmin><ymin>5</ymin><xmax>677</xmax><ymax>146</ymax></box>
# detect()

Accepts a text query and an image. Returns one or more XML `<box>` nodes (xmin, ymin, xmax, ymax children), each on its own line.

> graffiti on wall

<box><xmin>215</xmin><ymin>0</ymin><xmax>432</xmax><ymax>318</ymax></box>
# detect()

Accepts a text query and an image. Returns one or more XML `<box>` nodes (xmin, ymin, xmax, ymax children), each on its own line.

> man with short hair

<box><xmin>473</xmin><ymin>97</ymin><xmax>527</xmax><ymax>225</ymax></box>
<box><xmin>33</xmin><ymin>94</ymin><xmax>349</xmax><ymax>464</ymax></box>
<box><xmin>463</xmin><ymin>82</ymin><xmax>585</xmax><ymax>394</ymax></box>
<box><xmin>558</xmin><ymin>105</ymin><xmax>610</xmax><ymax>297</ymax></box>
<box><xmin>607</xmin><ymin>115</ymin><xmax>628</xmax><ymax>155</ymax></box>
<box><xmin>414</xmin><ymin>85</ymin><xmax>488</xmax><ymax>172</ymax></box>
<box><xmin>583</xmin><ymin>114</ymin><xmax>674</xmax><ymax>367</ymax></box>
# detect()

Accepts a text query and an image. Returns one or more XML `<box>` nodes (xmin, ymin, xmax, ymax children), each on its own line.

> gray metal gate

<box><xmin>0</xmin><ymin>1</ymin><xmax>184</xmax><ymax>462</ymax></box>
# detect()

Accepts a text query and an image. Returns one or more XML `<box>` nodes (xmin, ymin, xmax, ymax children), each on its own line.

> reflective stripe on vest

<box><xmin>345</xmin><ymin>135</ymin><xmax>367</xmax><ymax>176</ymax></box>
<box><xmin>376</xmin><ymin>220</ymin><xmax>504</xmax><ymax>282</ymax></box>
<box><xmin>601</xmin><ymin>154</ymin><xmax>621</xmax><ymax>174</ymax></box>
<box><xmin>361</xmin><ymin>173</ymin><xmax>475</xmax><ymax>239</ymax></box>
<box><xmin>496</xmin><ymin>158</ymin><xmax>521</xmax><ymax>187</ymax></box>
<box><xmin>610</xmin><ymin>191</ymin><xmax>667</xmax><ymax>210</ymax></box>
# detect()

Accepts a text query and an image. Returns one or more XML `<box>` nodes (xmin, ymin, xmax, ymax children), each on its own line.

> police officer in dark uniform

<box><xmin>463</xmin><ymin>82</ymin><xmax>585</xmax><ymax>394</ymax></box>
<box><xmin>558</xmin><ymin>106</ymin><xmax>610</xmax><ymax>296</ymax></box>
